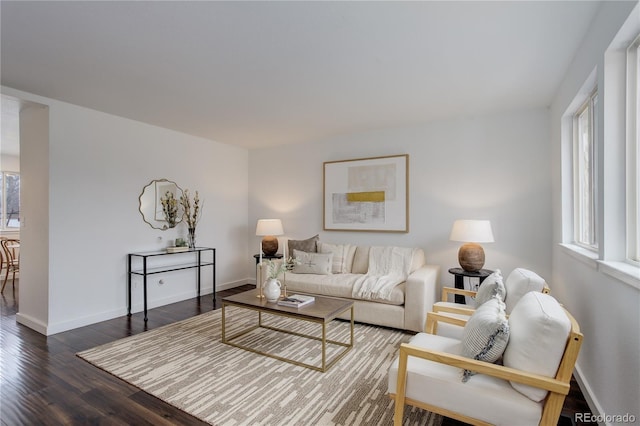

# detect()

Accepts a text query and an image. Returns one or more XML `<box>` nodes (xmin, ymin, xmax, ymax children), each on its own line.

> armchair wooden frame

<box><xmin>391</xmin><ymin>311</ymin><xmax>583</xmax><ymax>426</ymax></box>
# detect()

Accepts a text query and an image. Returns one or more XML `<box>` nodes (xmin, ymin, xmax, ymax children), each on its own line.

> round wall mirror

<box><xmin>139</xmin><ymin>179</ymin><xmax>183</xmax><ymax>230</ymax></box>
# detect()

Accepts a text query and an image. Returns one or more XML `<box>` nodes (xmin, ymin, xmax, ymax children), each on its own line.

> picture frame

<box><xmin>323</xmin><ymin>154</ymin><xmax>409</xmax><ymax>232</ymax></box>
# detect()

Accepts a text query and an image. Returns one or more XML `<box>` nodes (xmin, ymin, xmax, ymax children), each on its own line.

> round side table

<box><xmin>448</xmin><ymin>267</ymin><xmax>493</xmax><ymax>304</ymax></box>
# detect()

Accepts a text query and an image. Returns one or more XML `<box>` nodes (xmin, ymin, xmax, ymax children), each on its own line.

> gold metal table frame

<box><xmin>221</xmin><ymin>295</ymin><xmax>354</xmax><ymax>373</ymax></box>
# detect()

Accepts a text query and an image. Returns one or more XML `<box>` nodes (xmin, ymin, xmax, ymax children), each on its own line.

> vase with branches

<box><xmin>160</xmin><ymin>190</ymin><xmax>179</xmax><ymax>228</ymax></box>
<box><xmin>180</xmin><ymin>189</ymin><xmax>201</xmax><ymax>249</ymax></box>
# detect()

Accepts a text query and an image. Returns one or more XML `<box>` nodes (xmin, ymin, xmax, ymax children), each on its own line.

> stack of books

<box><xmin>277</xmin><ymin>294</ymin><xmax>315</xmax><ymax>308</ymax></box>
<box><xmin>166</xmin><ymin>246</ymin><xmax>189</xmax><ymax>253</ymax></box>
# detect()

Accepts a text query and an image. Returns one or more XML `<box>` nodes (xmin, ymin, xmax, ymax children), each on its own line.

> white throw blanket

<box><xmin>352</xmin><ymin>246</ymin><xmax>415</xmax><ymax>301</ymax></box>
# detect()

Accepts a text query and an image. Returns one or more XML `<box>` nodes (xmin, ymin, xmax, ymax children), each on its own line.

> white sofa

<box><xmin>258</xmin><ymin>244</ymin><xmax>440</xmax><ymax>332</ymax></box>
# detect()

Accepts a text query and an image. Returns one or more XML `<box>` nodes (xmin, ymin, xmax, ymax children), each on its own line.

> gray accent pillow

<box><xmin>291</xmin><ymin>250</ymin><xmax>332</xmax><ymax>275</ymax></box>
<box><xmin>461</xmin><ymin>296</ymin><xmax>510</xmax><ymax>382</ymax></box>
<box><xmin>474</xmin><ymin>269</ymin><xmax>506</xmax><ymax>307</ymax></box>
<box><xmin>288</xmin><ymin>234</ymin><xmax>319</xmax><ymax>257</ymax></box>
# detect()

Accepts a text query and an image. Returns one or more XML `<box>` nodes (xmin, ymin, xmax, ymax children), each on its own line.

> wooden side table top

<box><xmin>448</xmin><ymin>267</ymin><xmax>493</xmax><ymax>278</ymax></box>
<box><xmin>253</xmin><ymin>253</ymin><xmax>283</xmax><ymax>264</ymax></box>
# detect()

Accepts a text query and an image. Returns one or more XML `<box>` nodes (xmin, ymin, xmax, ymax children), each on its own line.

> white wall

<box><xmin>2</xmin><ymin>86</ymin><xmax>249</xmax><ymax>335</ymax></box>
<box><xmin>550</xmin><ymin>1</ymin><xmax>639</xmax><ymax>422</ymax></box>
<box><xmin>0</xmin><ymin>154</ymin><xmax>20</xmax><ymax>171</ymax></box>
<box><xmin>16</xmin><ymin>102</ymin><xmax>49</xmax><ymax>330</ymax></box>
<box><xmin>249</xmin><ymin>107</ymin><xmax>552</xmax><ymax>291</ymax></box>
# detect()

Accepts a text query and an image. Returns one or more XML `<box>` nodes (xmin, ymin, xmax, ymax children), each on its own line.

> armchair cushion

<box><xmin>461</xmin><ymin>297</ymin><xmax>510</xmax><ymax>381</ymax></box>
<box><xmin>503</xmin><ymin>292</ymin><xmax>571</xmax><ymax>402</ymax></box>
<box><xmin>473</xmin><ymin>269</ymin><xmax>505</xmax><ymax>307</ymax></box>
<box><xmin>318</xmin><ymin>242</ymin><xmax>356</xmax><ymax>274</ymax></box>
<box><xmin>388</xmin><ymin>333</ymin><xmax>543</xmax><ymax>425</ymax></box>
<box><xmin>291</xmin><ymin>250</ymin><xmax>332</xmax><ymax>275</ymax></box>
<box><xmin>504</xmin><ymin>268</ymin><xmax>547</xmax><ymax>313</ymax></box>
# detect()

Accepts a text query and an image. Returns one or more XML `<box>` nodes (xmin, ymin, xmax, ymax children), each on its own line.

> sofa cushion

<box><xmin>351</xmin><ymin>246</ymin><xmax>370</xmax><ymax>274</ymax></box>
<box><xmin>410</xmin><ymin>248</ymin><xmax>426</xmax><ymax>273</ymax></box>
<box><xmin>504</xmin><ymin>268</ymin><xmax>547</xmax><ymax>313</ymax></box>
<box><xmin>291</xmin><ymin>250</ymin><xmax>332</xmax><ymax>275</ymax></box>
<box><xmin>461</xmin><ymin>297</ymin><xmax>510</xmax><ymax>382</ymax></box>
<box><xmin>284</xmin><ymin>273</ymin><xmax>405</xmax><ymax>305</ymax></box>
<box><xmin>503</xmin><ymin>292</ymin><xmax>571</xmax><ymax>402</ymax></box>
<box><xmin>318</xmin><ymin>242</ymin><xmax>356</xmax><ymax>274</ymax></box>
<box><xmin>288</xmin><ymin>234</ymin><xmax>319</xmax><ymax>257</ymax></box>
<box><xmin>474</xmin><ymin>269</ymin><xmax>505</xmax><ymax>307</ymax></box>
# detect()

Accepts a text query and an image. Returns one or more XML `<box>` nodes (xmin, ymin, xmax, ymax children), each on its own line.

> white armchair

<box><xmin>389</xmin><ymin>292</ymin><xmax>583</xmax><ymax>426</ymax></box>
<box><xmin>432</xmin><ymin>268</ymin><xmax>550</xmax><ymax>339</ymax></box>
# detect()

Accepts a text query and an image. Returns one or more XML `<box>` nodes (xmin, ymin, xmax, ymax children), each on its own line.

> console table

<box><xmin>128</xmin><ymin>247</ymin><xmax>216</xmax><ymax>321</ymax></box>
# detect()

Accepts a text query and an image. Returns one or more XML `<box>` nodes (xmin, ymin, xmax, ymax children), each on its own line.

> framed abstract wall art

<box><xmin>323</xmin><ymin>154</ymin><xmax>409</xmax><ymax>232</ymax></box>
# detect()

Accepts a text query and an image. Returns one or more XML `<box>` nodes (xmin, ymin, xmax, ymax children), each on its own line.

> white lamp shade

<box><xmin>255</xmin><ymin>219</ymin><xmax>284</xmax><ymax>236</ymax></box>
<box><xmin>450</xmin><ymin>220</ymin><xmax>494</xmax><ymax>243</ymax></box>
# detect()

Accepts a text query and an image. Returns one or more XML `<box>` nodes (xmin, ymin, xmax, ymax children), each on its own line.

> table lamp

<box><xmin>449</xmin><ymin>219</ymin><xmax>494</xmax><ymax>272</ymax></box>
<box><xmin>256</xmin><ymin>219</ymin><xmax>284</xmax><ymax>257</ymax></box>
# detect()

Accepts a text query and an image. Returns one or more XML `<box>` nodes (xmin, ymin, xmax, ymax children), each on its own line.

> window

<box><xmin>0</xmin><ymin>172</ymin><xmax>20</xmax><ymax>230</ymax></box>
<box><xmin>627</xmin><ymin>34</ymin><xmax>640</xmax><ymax>263</ymax></box>
<box><xmin>573</xmin><ymin>90</ymin><xmax>598</xmax><ymax>250</ymax></box>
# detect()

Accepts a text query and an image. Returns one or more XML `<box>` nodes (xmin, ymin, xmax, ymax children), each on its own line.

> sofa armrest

<box><xmin>404</xmin><ymin>265</ymin><xmax>440</xmax><ymax>332</ymax></box>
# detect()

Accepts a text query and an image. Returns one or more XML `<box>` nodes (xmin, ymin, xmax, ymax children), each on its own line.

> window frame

<box><xmin>0</xmin><ymin>171</ymin><xmax>20</xmax><ymax>231</ymax></box>
<box><xmin>626</xmin><ymin>34</ymin><xmax>640</xmax><ymax>264</ymax></box>
<box><xmin>572</xmin><ymin>89</ymin><xmax>599</xmax><ymax>251</ymax></box>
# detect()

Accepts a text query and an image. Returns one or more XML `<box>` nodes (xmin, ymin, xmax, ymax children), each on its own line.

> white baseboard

<box><xmin>15</xmin><ymin>312</ymin><xmax>48</xmax><ymax>335</ymax></box>
<box><xmin>26</xmin><ymin>280</ymin><xmax>252</xmax><ymax>336</ymax></box>
<box><xmin>44</xmin><ymin>306</ymin><xmax>128</xmax><ymax>335</ymax></box>
<box><xmin>573</xmin><ymin>363</ymin><xmax>607</xmax><ymax>426</ymax></box>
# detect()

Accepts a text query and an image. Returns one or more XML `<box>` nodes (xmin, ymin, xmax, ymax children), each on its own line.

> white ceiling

<box><xmin>1</xmin><ymin>1</ymin><xmax>601</xmax><ymax>150</ymax></box>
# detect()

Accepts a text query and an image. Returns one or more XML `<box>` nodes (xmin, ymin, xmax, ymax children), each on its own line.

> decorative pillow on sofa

<box><xmin>461</xmin><ymin>296</ymin><xmax>510</xmax><ymax>382</ymax></box>
<box><xmin>351</xmin><ymin>246</ymin><xmax>370</xmax><ymax>274</ymax></box>
<box><xmin>291</xmin><ymin>250</ymin><xmax>332</xmax><ymax>275</ymax></box>
<box><xmin>288</xmin><ymin>235</ymin><xmax>319</xmax><ymax>257</ymax></box>
<box><xmin>318</xmin><ymin>242</ymin><xmax>356</xmax><ymax>274</ymax></box>
<box><xmin>503</xmin><ymin>292</ymin><xmax>571</xmax><ymax>402</ymax></box>
<box><xmin>474</xmin><ymin>269</ymin><xmax>506</xmax><ymax>307</ymax></box>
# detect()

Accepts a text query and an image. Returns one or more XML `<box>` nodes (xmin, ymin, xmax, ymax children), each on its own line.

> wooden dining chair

<box><xmin>1</xmin><ymin>238</ymin><xmax>20</xmax><ymax>293</ymax></box>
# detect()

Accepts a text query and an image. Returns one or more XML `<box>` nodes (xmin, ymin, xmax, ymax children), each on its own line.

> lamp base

<box><xmin>458</xmin><ymin>243</ymin><xmax>485</xmax><ymax>272</ymax></box>
<box><xmin>261</xmin><ymin>236</ymin><xmax>279</xmax><ymax>256</ymax></box>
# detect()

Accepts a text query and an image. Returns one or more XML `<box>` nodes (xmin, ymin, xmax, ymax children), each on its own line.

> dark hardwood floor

<box><xmin>1</xmin><ymin>281</ymin><xmax>595</xmax><ymax>425</ymax></box>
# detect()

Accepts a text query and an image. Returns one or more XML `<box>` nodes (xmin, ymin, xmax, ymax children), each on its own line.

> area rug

<box><xmin>77</xmin><ymin>307</ymin><xmax>442</xmax><ymax>426</ymax></box>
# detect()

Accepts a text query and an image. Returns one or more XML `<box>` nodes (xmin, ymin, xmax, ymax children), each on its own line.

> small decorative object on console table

<box><xmin>180</xmin><ymin>189</ymin><xmax>201</xmax><ymax>249</ymax></box>
<box><xmin>166</xmin><ymin>246</ymin><xmax>189</xmax><ymax>253</ymax></box>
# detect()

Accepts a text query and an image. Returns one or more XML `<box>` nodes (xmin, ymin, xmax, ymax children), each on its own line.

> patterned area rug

<box><xmin>78</xmin><ymin>307</ymin><xmax>442</xmax><ymax>426</ymax></box>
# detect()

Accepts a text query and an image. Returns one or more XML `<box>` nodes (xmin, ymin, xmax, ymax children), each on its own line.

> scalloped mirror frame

<box><xmin>139</xmin><ymin>178</ymin><xmax>184</xmax><ymax>230</ymax></box>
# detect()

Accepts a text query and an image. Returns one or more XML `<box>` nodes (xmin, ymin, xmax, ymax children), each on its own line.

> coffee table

<box><xmin>221</xmin><ymin>290</ymin><xmax>354</xmax><ymax>372</ymax></box>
